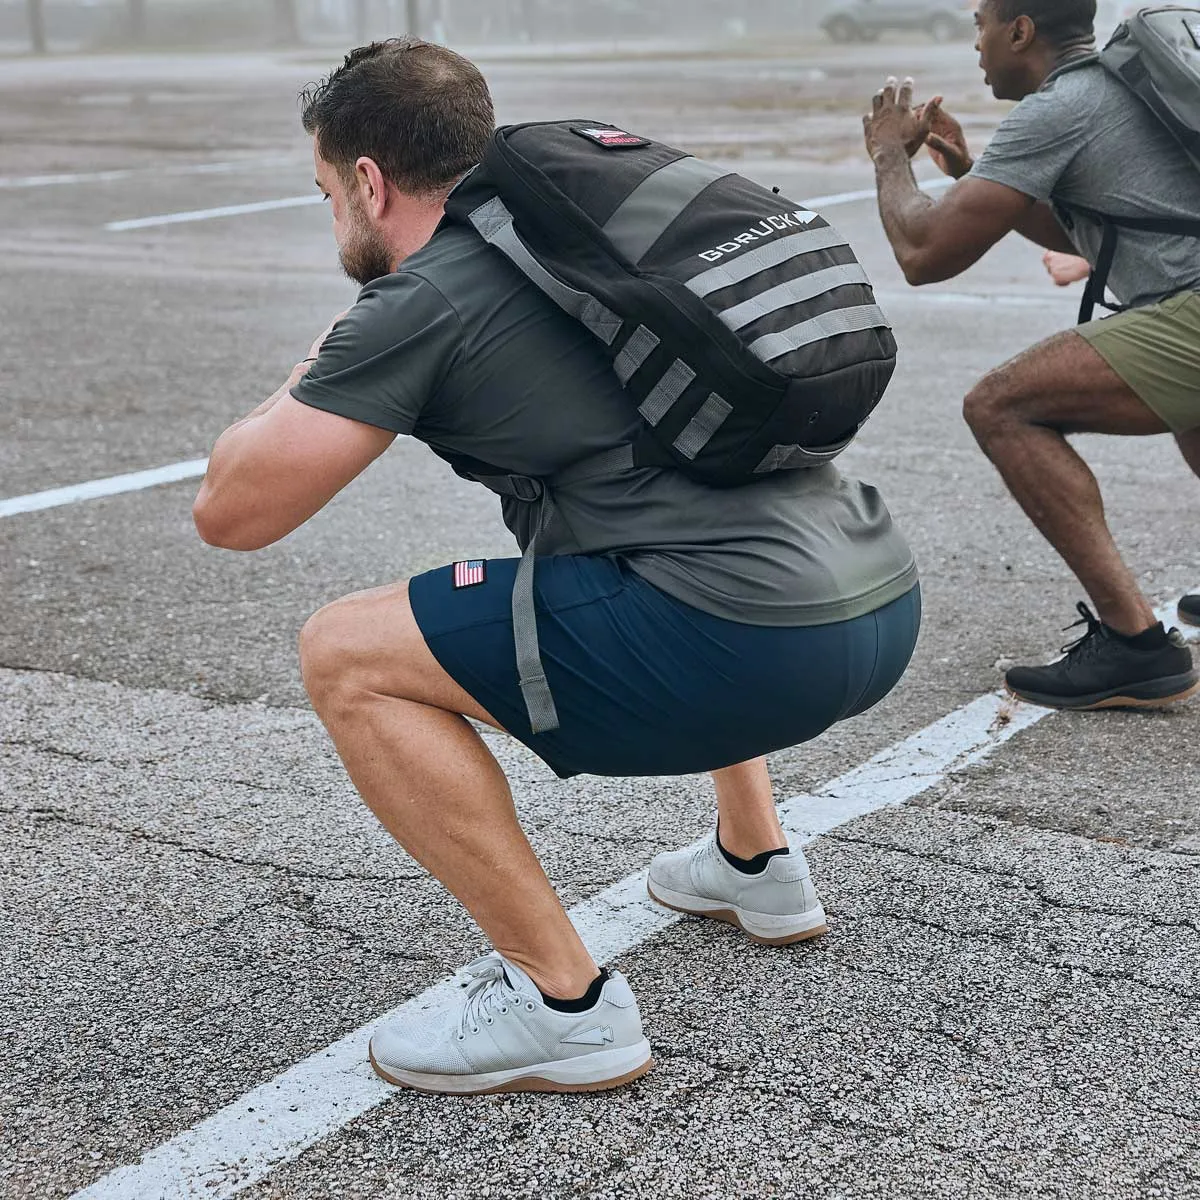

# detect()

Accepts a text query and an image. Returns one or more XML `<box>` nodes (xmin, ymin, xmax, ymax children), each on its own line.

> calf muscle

<box><xmin>963</xmin><ymin>332</ymin><xmax>1169</xmax><ymax>635</ymax></box>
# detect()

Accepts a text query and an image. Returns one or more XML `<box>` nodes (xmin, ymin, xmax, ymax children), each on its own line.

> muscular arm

<box><xmin>873</xmin><ymin>144</ymin><xmax>1075</xmax><ymax>285</ymax></box>
<box><xmin>1011</xmin><ymin>202</ymin><xmax>1078</xmax><ymax>254</ymax></box>
<box><xmin>193</xmin><ymin>367</ymin><xmax>395</xmax><ymax>551</ymax></box>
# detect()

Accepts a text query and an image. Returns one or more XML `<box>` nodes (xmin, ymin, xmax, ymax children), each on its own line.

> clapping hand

<box><xmin>915</xmin><ymin>97</ymin><xmax>974</xmax><ymax>179</ymax></box>
<box><xmin>863</xmin><ymin>76</ymin><xmax>937</xmax><ymax>163</ymax></box>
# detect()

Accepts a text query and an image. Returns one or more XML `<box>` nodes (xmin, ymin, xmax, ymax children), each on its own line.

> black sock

<box><xmin>716</xmin><ymin>826</ymin><xmax>789</xmax><ymax>875</ymax></box>
<box><xmin>540</xmin><ymin>967</ymin><xmax>610</xmax><ymax>1013</ymax></box>
<box><xmin>1111</xmin><ymin>622</ymin><xmax>1168</xmax><ymax>650</ymax></box>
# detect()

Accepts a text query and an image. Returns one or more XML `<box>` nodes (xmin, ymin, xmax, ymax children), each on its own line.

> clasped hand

<box><xmin>863</xmin><ymin>76</ymin><xmax>973</xmax><ymax>179</ymax></box>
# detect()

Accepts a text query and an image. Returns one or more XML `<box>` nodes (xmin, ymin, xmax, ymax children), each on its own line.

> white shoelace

<box><xmin>453</xmin><ymin>954</ymin><xmax>530</xmax><ymax>1040</ymax></box>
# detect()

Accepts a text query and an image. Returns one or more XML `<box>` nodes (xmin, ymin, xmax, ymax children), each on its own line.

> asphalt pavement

<box><xmin>2</xmin><ymin>37</ymin><xmax>1198</xmax><ymax>1200</ymax></box>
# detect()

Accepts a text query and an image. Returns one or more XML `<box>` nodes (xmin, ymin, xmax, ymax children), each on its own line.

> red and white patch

<box><xmin>572</xmin><ymin>126</ymin><xmax>651</xmax><ymax>149</ymax></box>
<box><xmin>452</xmin><ymin>559</ymin><xmax>487</xmax><ymax>589</ymax></box>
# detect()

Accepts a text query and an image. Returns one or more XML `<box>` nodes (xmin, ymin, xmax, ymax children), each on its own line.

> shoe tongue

<box><xmin>497</xmin><ymin>956</ymin><xmax>542</xmax><ymax>1000</ymax></box>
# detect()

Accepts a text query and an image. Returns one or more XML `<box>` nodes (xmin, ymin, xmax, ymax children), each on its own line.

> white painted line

<box><xmin>70</xmin><ymin>688</ymin><xmax>1048</xmax><ymax>1200</ymax></box>
<box><xmin>100</xmin><ymin>174</ymin><xmax>953</xmax><ymax>234</ymax></box>
<box><xmin>0</xmin><ymin>155</ymin><xmax>305</xmax><ymax>191</ymax></box>
<box><xmin>875</xmin><ymin>288</ymin><xmax>1069</xmax><ymax>310</ymax></box>
<box><xmin>106</xmin><ymin>195</ymin><xmax>322</xmax><ymax>232</ymax></box>
<box><xmin>0</xmin><ymin>459</ymin><xmax>208</xmax><ymax>519</ymax></box>
<box><xmin>804</xmin><ymin>175</ymin><xmax>955</xmax><ymax>210</ymax></box>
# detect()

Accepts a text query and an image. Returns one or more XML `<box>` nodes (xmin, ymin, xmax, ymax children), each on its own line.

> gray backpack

<box><xmin>1065</xmin><ymin>6</ymin><xmax>1200</xmax><ymax>321</ymax></box>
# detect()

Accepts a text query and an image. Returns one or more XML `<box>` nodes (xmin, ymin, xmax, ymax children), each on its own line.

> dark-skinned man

<box><xmin>862</xmin><ymin>0</ymin><xmax>1200</xmax><ymax>711</ymax></box>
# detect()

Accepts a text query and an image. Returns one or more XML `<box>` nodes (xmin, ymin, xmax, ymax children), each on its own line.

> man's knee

<box><xmin>299</xmin><ymin>595</ymin><xmax>374</xmax><ymax>711</ymax></box>
<box><xmin>962</xmin><ymin>369</ymin><xmax>1018</xmax><ymax>444</ymax></box>
<box><xmin>300</xmin><ymin>582</ymin><xmax>428</xmax><ymax>714</ymax></box>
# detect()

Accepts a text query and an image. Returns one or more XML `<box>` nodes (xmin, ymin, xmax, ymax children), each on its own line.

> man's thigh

<box><xmin>1076</xmin><ymin>290</ymin><xmax>1200</xmax><ymax>435</ymax></box>
<box><xmin>979</xmin><ymin>328</ymin><xmax>1171</xmax><ymax>436</ymax></box>
<box><xmin>302</xmin><ymin>580</ymin><xmax>503</xmax><ymax>727</ymax></box>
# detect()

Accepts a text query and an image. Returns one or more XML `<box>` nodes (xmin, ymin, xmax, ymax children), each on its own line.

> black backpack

<box><xmin>1061</xmin><ymin>6</ymin><xmax>1200</xmax><ymax>322</ymax></box>
<box><xmin>444</xmin><ymin>120</ymin><xmax>896</xmax><ymax>486</ymax></box>
<box><xmin>441</xmin><ymin>121</ymin><xmax>897</xmax><ymax>734</ymax></box>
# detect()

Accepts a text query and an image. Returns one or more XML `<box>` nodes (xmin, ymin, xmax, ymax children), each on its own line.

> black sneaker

<box><xmin>1005</xmin><ymin>602</ymin><xmax>1199</xmax><ymax>710</ymax></box>
<box><xmin>1179</xmin><ymin>595</ymin><xmax>1200</xmax><ymax>628</ymax></box>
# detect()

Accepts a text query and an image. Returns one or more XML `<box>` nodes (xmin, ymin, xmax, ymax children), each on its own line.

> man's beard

<box><xmin>339</xmin><ymin>209</ymin><xmax>394</xmax><ymax>286</ymax></box>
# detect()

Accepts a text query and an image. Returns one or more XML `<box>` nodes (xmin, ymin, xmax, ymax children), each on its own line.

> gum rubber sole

<box><xmin>369</xmin><ymin>1048</ymin><xmax>654</xmax><ymax>1095</ymax></box>
<box><xmin>646</xmin><ymin>880</ymin><xmax>829</xmax><ymax>946</ymax></box>
<box><xmin>1005</xmin><ymin>676</ymin><xmax>1200</xmax><ymax>712</ymax></box>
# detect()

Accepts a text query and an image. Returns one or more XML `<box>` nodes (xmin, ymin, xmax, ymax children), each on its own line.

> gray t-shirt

<box><xmin>292</xmin><ymin>223</ymin><xmax>916</xmax><ymax>627</ymax></box>
<box><xmin>970</xmin><ymin>62</ymin><xmax>1200</xmax><ymax>308</ymax></box>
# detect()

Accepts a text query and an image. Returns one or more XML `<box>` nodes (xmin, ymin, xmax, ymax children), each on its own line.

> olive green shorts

<box><xmin>1077</xmin><ymin>289</ymin><xmax>1200</xmax><ymax>433</ymax></box>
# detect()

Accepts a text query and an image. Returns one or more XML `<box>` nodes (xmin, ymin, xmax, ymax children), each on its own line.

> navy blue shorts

<box><xmin>410</xmin><ymin>555</ymin><xmax>920</xmax><ymax>780</ymax></box>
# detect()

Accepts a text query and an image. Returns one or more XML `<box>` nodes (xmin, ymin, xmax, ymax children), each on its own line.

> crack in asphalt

<box><xmin>0</xmin><ymin>736</ymin><xmax>173</xmax><ymax>768</ymax></box>
<box><xmin>871</xmin><ymin>911</ymin><xmax>1200</xmax><ymax>1001</ymax></box>
<box><xmin>2</xmin><ymin>737</ymin><xmax>301</xmax><ymax>798</ymax></box>
<box><xmin>0</xmin><ymin>805</ymin><xmax>422</xmax><ymax>885</ymax></box>
<box><xmin>826</xmin><ymin>831</ymin><xmax>1200</xmax><ymax>934</ymax></box>
<box><xmin>0</xmin><ymin>661</ymin><xmax>300</xmax><ymax>712</ymax></box>
<box><xmin>555</xmin><ymin>824</ymin><xmax>671</xmax><ymax>851</ymax></box>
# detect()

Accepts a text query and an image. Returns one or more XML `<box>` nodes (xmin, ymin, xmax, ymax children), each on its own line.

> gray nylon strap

<box><xmin>717</xmin><ymin>263</ymin><xmax>872</xmax><ymax>332</ymax></box>
<box><xmin>613</xmin><ymin>325</ymin><xmax>661</xmax><ymax>384</ymax></box>
<box><xmin>511</xmin><ymin>490</ymin><xmax>560</xmax><ymax>735</ymax></box>
<box><xmin>753</xmin><ymin>437</ymin><xmax>856</xmax><ymax>473</ymax></box>
<box><xmin>748</xmin><ymin>304</ymin><xmax>891</xmax><ymax>363</ymax></box>
<box><xmin>686</xmin><ymin>226</ymin><xmax>851</xmax><ymax>298</ymax></box>
<box><xmin>672</xmin><ymin>394</ymin><xmax>733</xmax><ymax>461</ymax></box>
<box><xmin>554</xmin><ymin>444</ymin><xmax>637</xmax><ymax>486</ymax></box>
<box><xmin>639</xmin><ymin>359</ymin><xmax>696</xmax><ymax>427</ymax></box>
<box><xmin>477</xmin><ymin>445</ymin><xmax>641</xmax><ymax>735</ymax></box>
<box><xmin>468</xmin><ymin>197</ymin><xmax>622</xmax><ymax>346</ymax></box>
<box><xmin>602</xmin><ymin>156</ymin><xmax>731</xmax><ymax>264</ymax></box>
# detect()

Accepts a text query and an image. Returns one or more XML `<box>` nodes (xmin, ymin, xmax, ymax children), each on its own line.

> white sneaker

<box><xmin>368</xmin><ymin>953</ymin><xmax>653</xmax><ymax>1095</ymax></box>
<box><xmin>647</xmin><ymin>830</ymin><xmax>828</xmax><ymax>945</ymax></box>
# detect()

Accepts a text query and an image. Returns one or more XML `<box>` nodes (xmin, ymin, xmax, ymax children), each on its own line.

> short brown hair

<box><xmin>300</xmin><ymin>38</ymin><xmax>494</xmax><ymax>194</ymax></box>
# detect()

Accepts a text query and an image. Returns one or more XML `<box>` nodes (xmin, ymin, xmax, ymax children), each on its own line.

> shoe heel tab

<box><xmin>768</xmin><ymin>849</ymin><xmax>812</xmax><ymax>884</ymax></box>
<box><xmin>601</xmin><ymin>970</ymin><xmax>638</xmax><ymax>1009</ymax></box>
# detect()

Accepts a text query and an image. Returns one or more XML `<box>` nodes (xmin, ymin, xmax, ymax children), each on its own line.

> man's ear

<box><xmin>354</xmin><ymin>157</ymin><xmax>390</xmax><ymax>220</ymax></box>
<box><xmin>1010</xmin><ymin>14</ymin><xmax>1037</xmax><ymax>52</ymax></box>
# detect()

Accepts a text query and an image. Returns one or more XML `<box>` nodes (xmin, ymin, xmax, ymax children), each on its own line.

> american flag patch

<box><xmin>452</xmin><ymin>559</ymin><xmax>487</xmax><ymax>589</ymax></box>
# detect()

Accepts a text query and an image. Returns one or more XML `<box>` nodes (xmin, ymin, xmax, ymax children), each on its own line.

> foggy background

<box><xmin>5</xmin><ymin>0</ymin><xmax>1138</xmax><ymax>55</ymax></box>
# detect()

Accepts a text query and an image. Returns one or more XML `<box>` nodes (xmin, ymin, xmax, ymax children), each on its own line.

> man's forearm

<box><xmin>874</xmin><ymin>146</ymin><xmax>940</xmax><ymax>282</ymax></box>
<box><xmin>223</xmin><ymin>360</ymin><xmax>313</xmax><ymax>436</ymax></box>
<box><xmin>195</xmin><ymin>360</ymin><xmax>313</xmax><ymax>540</ymax></box>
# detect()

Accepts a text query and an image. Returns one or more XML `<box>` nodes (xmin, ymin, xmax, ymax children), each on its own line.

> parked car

<box><xmin>820</xmin><ymin>0</ymin><xmax>977</xmax><ymax>43</ymax></box>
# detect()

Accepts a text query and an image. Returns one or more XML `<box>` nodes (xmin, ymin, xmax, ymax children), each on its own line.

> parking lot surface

<box><xmin>2</xmin><ymin>35</ymin><xmax>1197</xmax><ymax>1200</ymax></box>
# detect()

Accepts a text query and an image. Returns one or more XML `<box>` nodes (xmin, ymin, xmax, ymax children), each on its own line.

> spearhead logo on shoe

<box><xmin>698</xmin><ymin>210</ymin><xmax>820</xmax><ymax>263</ymax></box>
<box><xmin>560</xmin><ymin>1025</ymin><xmax>615</xmax><ymax>1046</ymax></box>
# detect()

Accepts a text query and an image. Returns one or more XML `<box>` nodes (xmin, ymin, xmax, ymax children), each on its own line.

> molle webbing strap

<box><xmin>747</xmin><ymin>305</ymin><xmax>891</xmax><ymax>363</ymax></box>
<box><xmin>686</xmin><ymin>226</ymin><xmax>851</xmax><ymax>298</ymax></box>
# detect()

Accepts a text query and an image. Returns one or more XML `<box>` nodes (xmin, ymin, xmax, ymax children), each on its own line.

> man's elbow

<box><xmin>897</xmin><ymin>246</ymin><xmax>948</xmax><ymax>287</ymax></box>
<box><xmin>192</xmin><ymin>493</ymin><xmax>271</xmax><ymax>551</ymax></box>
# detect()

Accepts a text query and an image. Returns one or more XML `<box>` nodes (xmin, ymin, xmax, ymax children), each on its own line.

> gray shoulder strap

<box><xmin>467</xmin><ymin>197</ymin><xmax>623</xmax><ymax>347</ymax></box>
